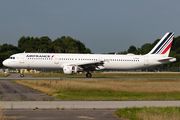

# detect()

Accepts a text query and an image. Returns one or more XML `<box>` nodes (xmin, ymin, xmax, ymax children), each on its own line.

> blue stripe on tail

<box><xmin>151</xmin><ymin>32</ymin><xmax>173</xmax><ymax>54</ymax></box>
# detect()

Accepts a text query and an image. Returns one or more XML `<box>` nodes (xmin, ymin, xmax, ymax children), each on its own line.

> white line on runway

<box><xmin>1</xmin><ymin>101</ymin><xmax>180</xmax><ymax>109</ymax></box>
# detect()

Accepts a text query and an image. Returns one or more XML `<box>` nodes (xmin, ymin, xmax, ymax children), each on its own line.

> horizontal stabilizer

<box><xmin>157</xmin><ymin>57</ymin><xmax>176</xmax><ymax>62</ymax></box>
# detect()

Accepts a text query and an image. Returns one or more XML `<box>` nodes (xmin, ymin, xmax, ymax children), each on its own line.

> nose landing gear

<box><xmin>20</xmin><ymin>69</ymin><xmax>24</xmax><ymax>77</ymax></box>
<box><xmin>20</xmin><ymin>74</ymin><xmax>24</xmax><ymax>77</ymax></box>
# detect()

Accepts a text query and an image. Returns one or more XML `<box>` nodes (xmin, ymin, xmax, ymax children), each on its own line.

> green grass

<box><xmin>115</xmin><ymin>107</ymin><xmax>180</xmax><ymax>120</ymax></box>
<box><xmin>56</xmin><ymin>91</ymin><xmax>180</xmax><ymax>100</ymax></box>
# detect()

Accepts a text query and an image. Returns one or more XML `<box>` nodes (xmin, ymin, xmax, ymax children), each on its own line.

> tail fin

<box><xmin>147</xmin><ymin>32</ymin><xmax>174</xmax><ymax>57</ymax></box>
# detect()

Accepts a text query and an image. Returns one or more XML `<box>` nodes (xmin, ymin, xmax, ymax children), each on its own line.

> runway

<box><xmin>0</xmin><ymin>80</ymin><xmax>54</xmax><ymax>101</ymax></box>
<box><xmin>4</xmin><ymin>109</ymin><xmax>120</xmax><ymax>120</ymax></box>
<box><xmin>0</xmin><ymin>73</ymin><xmax>180</xmax><ymax>80</ymax></box>
<box><xmin>1</xmin><ymin>76</ymin><xmax>180</xmax><ymax>80</ymax></box>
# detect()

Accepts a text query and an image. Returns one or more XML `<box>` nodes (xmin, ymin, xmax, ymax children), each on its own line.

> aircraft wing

<box><xmin>77</xmin><ymin>60</ymin><xmax>105</xmax><ymax>71</ymax></box>
<box><xmin>63</xmin><ymin>60</ymin><xmax>105</xmax><ymax>71</ymax></box>
<box><xmin>78</xmin><ymin>60</ymin><xmax>105</xmax><ymax>71</ymax></box>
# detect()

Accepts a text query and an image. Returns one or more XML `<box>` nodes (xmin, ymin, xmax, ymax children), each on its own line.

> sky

<box><xmin>0</xmin><ymin>0</ymin><xmax>180</xmax><ymax>53</ymax></box>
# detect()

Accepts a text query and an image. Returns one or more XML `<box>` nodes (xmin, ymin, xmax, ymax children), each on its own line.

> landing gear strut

<box><xmin>86</xmin><ymin>72</ymin><xmax>92</xmax><ymax>78</ymax></box>
<box><xmin>20</xmin><ymin>69</ymin><xmax>24</xmax><ymax>77</ymax></box>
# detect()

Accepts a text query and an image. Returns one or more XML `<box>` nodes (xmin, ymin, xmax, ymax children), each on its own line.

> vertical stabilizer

<box><xmin>147</xmin><ymin>32</ymin><xmax>174</xmax><ymax>57</ymax></box>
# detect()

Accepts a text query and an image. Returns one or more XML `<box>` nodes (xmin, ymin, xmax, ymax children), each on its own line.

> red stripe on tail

<box><xmin>161</xmin><ymin>41</ymin><xmax>172</xmax><ymax>54</ymax></box>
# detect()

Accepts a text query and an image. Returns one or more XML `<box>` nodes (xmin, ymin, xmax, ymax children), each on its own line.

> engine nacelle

<box><xmin>63</xmin><ymin>66</ymin><xmax>78</xmax><ymax>75</ymax></box>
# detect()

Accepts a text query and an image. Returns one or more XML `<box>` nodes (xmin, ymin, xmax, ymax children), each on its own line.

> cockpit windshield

<box><xmin>9</xmin><ymin>57</ymin><xmax>15</xmax><ymax>59</ymax></box>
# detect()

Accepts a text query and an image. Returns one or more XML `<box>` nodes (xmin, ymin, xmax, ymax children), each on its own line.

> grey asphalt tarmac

<box><xmin>0</xmin><ymin>80</ymin><xmax>54</xmax><ymax>101</ymax></box>
<box><xmin>1</xmin><ymin>75</ymin><xmax>180</xmax><ymax>80</ymax></box>
<box><xmin>4</xmin><ymin>109</ymin><xmax>120</xmax><ymax>120</ymax></box>
<box><xmin>0</xmin><ymin>73</ymin><xmax>179</xmax><ymax>80</ymax></box>
<box><xmin>2</xmin><ymin>77</ymin><xmax>180</xmax><ymax>80</ymax></box>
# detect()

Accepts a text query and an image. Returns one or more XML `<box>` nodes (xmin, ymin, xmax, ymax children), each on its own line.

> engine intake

<box><xmin>63</xmin><ymin>66</ymin><xmax>77</xmax><ymax>75</ymax></box>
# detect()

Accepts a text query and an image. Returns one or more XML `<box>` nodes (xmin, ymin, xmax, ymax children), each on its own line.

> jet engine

<box><xmin>63</xmin><ymin>66</ymin><xmax>78</xmax><ymax>75</ymax></box>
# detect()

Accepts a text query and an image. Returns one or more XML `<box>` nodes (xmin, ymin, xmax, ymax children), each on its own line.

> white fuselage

<box><xmin>2</xmin><ymin>32</ymin><xmax>177</xmax><ymax>78</ymax></box>
<box><xmin>2</xmin><ymin>53</ymin><xmax>175</xmax><ymax>71</ymax></box>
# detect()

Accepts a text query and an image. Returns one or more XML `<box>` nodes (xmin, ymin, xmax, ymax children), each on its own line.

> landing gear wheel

<box><xmin>86</xmin><ymin>73</ymin><xmax>92</xmax><ymax>78</ymax></box>
<box><xmin>20</xmin><ymin>74</ymin><xmax>24</xmax><ymax>77</ymax></box>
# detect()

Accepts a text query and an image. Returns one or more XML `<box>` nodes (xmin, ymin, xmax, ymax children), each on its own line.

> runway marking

<box><xmin>77</xmin><ymin>116</ymin><xmax>95</xmax><ymax>119</ymax></box>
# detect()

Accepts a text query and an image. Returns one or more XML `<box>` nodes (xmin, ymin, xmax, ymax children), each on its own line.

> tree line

<box><xmin>0</xmin><ymin>36</ymin><xmax>91</xmax><ymax>67</ymax></box>
<box><xmin>18</xmin><ymin>36</ymin><xmax>91</xmax><ymax>53</ymax></box>
<box><xmin>0</xmin><ymin>35</ymin><xmax>180</xmax><ymax>68</ymax></box>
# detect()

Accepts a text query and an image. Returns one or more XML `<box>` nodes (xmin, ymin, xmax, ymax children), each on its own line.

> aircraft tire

<box><xmin>86</xmin><ymin>73</ymin><xmax>92</xmax><ymax>78</ymax></box>
<box><xmin>20</xmin><ymin>74</ymin><xmax>24</xmax><ymax>77</ymax></box>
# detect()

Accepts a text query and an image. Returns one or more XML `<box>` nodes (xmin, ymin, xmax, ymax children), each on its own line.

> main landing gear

<box><xmin>86</xmin><ymin>72</ymin><xmax>92</xmax><ymax>78</ymax></box>
<box><xmin>20</xmin><ymin>74</ymin><xmax>24</xmax><ymax>77</ymax></box>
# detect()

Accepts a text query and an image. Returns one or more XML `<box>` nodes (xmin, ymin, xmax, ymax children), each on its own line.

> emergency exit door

<box><xmin>20</xmin><ymin>55</ymin><xmax>24</xmax><ymax>63</ymax></box>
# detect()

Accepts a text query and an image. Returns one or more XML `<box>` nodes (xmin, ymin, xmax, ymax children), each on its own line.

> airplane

<box><xmin>2</xmin><ymin>32</ymin><xmax>176</xmax><ymax>78</ymax></box>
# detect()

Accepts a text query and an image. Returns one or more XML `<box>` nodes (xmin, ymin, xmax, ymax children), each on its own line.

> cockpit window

<box><xmin>9</xmin><ymin>57</ymin><xmax>15</xmax><ymax>59</ymax></box>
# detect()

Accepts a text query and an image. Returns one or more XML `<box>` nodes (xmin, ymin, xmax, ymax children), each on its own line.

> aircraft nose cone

<box><xmin>2</xmin><ymin>60</ymin><xmax>8</xmax><ymax>66</ymax></box>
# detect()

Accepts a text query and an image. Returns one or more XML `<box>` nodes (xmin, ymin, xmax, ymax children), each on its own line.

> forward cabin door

<box><xmin>20</xmin><ymin>55</ymin><xmax>25</xmax><ymax>63</ymax></box>
<box><xmin>54</xmin><ymin>55</ymin><xmax>59</xmax><ymax>64</ymax></box>
<box><xmin>144</xmin><ymin>56</ymin><xmax>149</xmax><ymax>66</ymax></box>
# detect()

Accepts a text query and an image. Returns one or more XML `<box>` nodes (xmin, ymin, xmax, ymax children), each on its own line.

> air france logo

<box><xmin>52</xmin><ymin>55</ymin><xmax>54</xmax><ymax>58</ymax></box>
<box><xmin>26</xmin><ymin>55</ymin><xmax>51</xmax><ymax>58</ymax></box>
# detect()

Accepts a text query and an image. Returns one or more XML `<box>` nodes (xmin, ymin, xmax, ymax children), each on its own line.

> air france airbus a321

<box><xmin>3</xmin><ymin>32</ymin><xmax>176</xmax><ymax>78</ymax></box>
